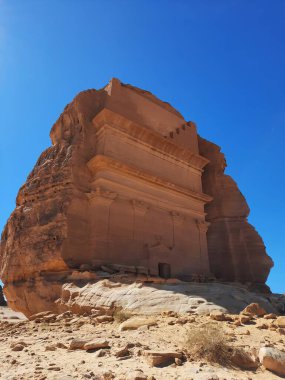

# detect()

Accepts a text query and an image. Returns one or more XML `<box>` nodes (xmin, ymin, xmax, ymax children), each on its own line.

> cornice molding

<box><xmin>92</xmin><ymin>108</ymin><xmax>209</xmax><ymax>172</ymax></box>
<box><xmin>87</xmin><ymin>155</ymin><xmax>212</xmax><ymax>204</ymax></box>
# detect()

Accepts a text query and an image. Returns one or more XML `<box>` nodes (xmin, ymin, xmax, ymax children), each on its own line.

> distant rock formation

<box><xmin>0</xmin><ymin>78</ymin><xmax>273</xmax><ymax>316</ymax></box>
<box><xmin>0</xmin><ymin>285</ymin><xmax>6</xmax><ymax>306</ymax></box>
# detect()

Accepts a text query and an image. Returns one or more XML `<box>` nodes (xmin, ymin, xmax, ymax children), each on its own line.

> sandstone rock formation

<box><xmin>0</xmin><ymin>285</ymin><xmax>6</xmax><ymax>306</ymax></box>
<box><xmin>0</xmin><ymin>78</ymin><xmax>273</xmax><ymax>316</ymax></box>
<box><xmin>198</xmin><ymin>137</ymin><xmax>273</xmax><ymax>284</ymax></box>
<box><xmin>56</xmin><ymin>279</ymin><xmax>278</xmax><ymax>316</ymax></box>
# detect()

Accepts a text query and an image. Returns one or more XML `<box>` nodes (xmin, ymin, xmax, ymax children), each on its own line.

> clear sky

<box><xmin>0</xmin><ymin>0</ymin><xmax>284</xmax><ymax>293</ymax></box>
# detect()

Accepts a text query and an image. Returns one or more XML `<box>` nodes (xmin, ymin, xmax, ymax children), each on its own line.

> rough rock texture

<box><xmin>259</xmin><ymin>347</ymin><xmax>285</xmax><ymax>376</ymax></box>
<box><xmin>198</xmin><ymin>137</ymin><xmax>273</xmax><ymax>284</ymax></box>
<box><xmin>2</xmin><ymin>305</ymin><xmax>285</xmax><ymax>380</ymax></box>
<box><xmin>0</xmin><ymin>285</ymin><xmax>6</xmax><ymax>306</ymax></box>
<box><xmin>56</xmin><ymin>279</ymin><xmax>279</xmax><ymax>316</ymax></box>
<box><xmin>0</xmin><ymin>78</ymin><xmax>273</xmax><ymax>316</ymax></box>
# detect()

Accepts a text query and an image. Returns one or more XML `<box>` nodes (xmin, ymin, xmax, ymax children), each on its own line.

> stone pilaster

<box><xmin>196</xmin><ymin>219</ymin><xmax>211</xmax><ymax>274</ymax></box>
<box><xmin>131</xmin><ymin>199</ymin><xmax>150</xmax><ymax>241</ymax></box>
<box><xmin>88</xmin><ymin>187</ymin><xmax>117</xmax><ymax>263</ymax></box>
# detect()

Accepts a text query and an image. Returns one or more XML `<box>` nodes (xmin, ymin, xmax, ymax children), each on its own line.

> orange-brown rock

<box><xmin>0</xmin><ymin>78</ymin><xmax>273</xmax><ymax>316</ymax></box>
<box><xmin>198</xmin><ymin>137</ymin><xmax>273</xmax><ymax>284</ymax></box>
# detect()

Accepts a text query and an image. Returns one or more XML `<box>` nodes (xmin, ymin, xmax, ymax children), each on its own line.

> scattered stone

<box><xmin>264</xmin><ymin>313</ymin><xmax>277</xmax><ymax>319</ymax></box>
<box><xmin>45</xmin><ymin>345</ymin><xmax>57</xmax><ymax>351</ymax></box>
<box><xmin>115</xmin><ymin>346</ymin><xmax>130</xmax><ymax>358</ymax></box>
<box><xmin>239</xmin><ymin>315</ymin><xmax>252</xmax><ymax>324</ymax></box>
<box><xmin>210</xmin><ymin>310</ymin><xmax>227</xmax><ymax>321</ymax></box>
<box><xmin>11</xmin><ymin>343</ymin><xmax>25</xmax><ymax>352</ymax></box>
<box><xmin>96</xmin><ymin>316</ymin><xmax>114</xmax><ymax>323</ymax></box>
<box><xmin>276</xmin><ymin>316</ymin><xmax>285</xmax><ymax>328</ymax></box>
<box><xmin>231</xmin><ymin>349</ymin><xmax>259</xmax><ymax>369</ymax></box>
<box><xmin>69</xmin><ymin>339</ymin><xmax>89</xmax><ymax>350</ymax></box>
<box><xmin>47</xmin><ymin>366</ymin><xmax>61</xmax><ymax>371</ymax></box>
<box><xmin>126</xmin><ymin>370</ymin><xmax>147</xmax><ymax>380</ymax></box>
<box><xmin>119</xmin><ymin>317</ymin><xmax>157</xmax><ymax>331</ymax></box>
<box><xmin>84</xmin><ymin>339</ymin><xmax>109</xmax><ymax>351</ymax></box>
<box><xmin>143</xmin><ymin>350</ymin><xmax>182</xmax><ymax>367</ymax></box>
<box><xmin>94</xmin><ymin>349</ymin><xmax>108</xmax><ymax>357</ymax></box>
<box><xmin>241</xmin><ymin>303</ymin><xmax>266</xmax><ymax>317</ymax></box>
<box><xmin>56</xmin><ymin>342</ymin><xmax>68</xmax><ymax>349</ymax></box>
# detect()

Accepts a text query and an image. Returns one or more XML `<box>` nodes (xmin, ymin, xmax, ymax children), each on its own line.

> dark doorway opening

<box><xmin>158</xmin><ymin>262</ymin><xmax>171</xmax><ymax>279</ymax></box>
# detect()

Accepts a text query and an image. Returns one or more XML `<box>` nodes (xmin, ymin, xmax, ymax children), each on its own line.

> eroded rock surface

<box><xmin>0</xmin><ymin>78</ymin><xmax>273</xmax><ymax>316</ymax></box>
<box><xmin>198</xmin><ymin>137</ymin><xmax>273</xmax><ymax>285</ymax></box>
<box><xmin>56</xmin><ymin>279</ymin><xmax>280</xmax><ymax>316</ymax></box>
<box><xmin>0</xmin><ymin>285</ymin><xmax>6</xmax><ymax>306</ymax></box>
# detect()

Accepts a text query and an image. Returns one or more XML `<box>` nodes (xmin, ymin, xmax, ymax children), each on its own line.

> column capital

<box><xmin>88</xmin><ymin>187</ymin><xmax>117</xmax><ymax>205</ymax></box>
<box><xmin>196</xmin><ymin>219</ymin><xmax>210</xmax><ymax>232</ymax></box>
<box><xmin>132</xmin><ymin>199</ymin><xmax>150</xmax><ymax>215</ymax></box>
<box><xmin>170</xmin><ymin>211</ymin><xmax>184</xmax><ymax>224</ymax></box>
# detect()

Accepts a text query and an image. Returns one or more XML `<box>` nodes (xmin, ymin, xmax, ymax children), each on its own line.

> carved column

<box><xmin>169</xmin><ymin>211</ymin><xmax>184</xmax><ymax>247</ymax></box>
<box><xmin>88</xmin><ymin>187</ymin><xmax>117</xmax><ymax>264</ymax></box>
<box><xmin>131</xmin><ymin>200</ymin><xmax>149</xmax><ymax>241</ymax></box>
<box><xmin>196</xmin><ymin>219</ymin><xmax>211</xmax><ymax>274</ymax></box>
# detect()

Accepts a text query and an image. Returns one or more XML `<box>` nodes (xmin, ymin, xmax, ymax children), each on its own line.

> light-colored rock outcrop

<box><xmin>56</xmin><ymin>280</ymin><xmax>278</xmax><ymax>316</ymax></box>
<box><xmin>0</xmin><ymin>78</ymin><xmax>273</xmax><ymax>316</ymax></box>
<box><xmin>119</xmin><ymin>317</ymin><xmax>157</xmax><ymax>331</ymax></box>
<box><xmin>259</xmin><ymin>347</ymin><xmax>285</xmax><ymax>376</ymax></box>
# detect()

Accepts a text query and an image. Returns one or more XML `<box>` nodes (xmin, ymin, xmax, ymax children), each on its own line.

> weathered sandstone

<box><xmin>198</xmin><ymin>137</ymin><xmax>273</xmax><ymax>285</ymax></box>
<box><xmin>0</xmin><ymin>285</ymin><xmax>6</xmax><ymax>306</ymax></box>
<box><xmin>259</xmin><ymin>347</ymin><xmax>285</xmax><ymax>376</ymax></box>
<box><xmin>1</xmin><ymin>304</ymin><xmax>285</xmax><ymax>379</ymax></box>
<box><xmin>0</xmin><ymin>78</ymin><xmax>273</xmax><ymax>315</ymax></box>
<box><xmin>56</xmin><ymin>280</ymin><xmax>279</xmax><ymax>316</ymax></box>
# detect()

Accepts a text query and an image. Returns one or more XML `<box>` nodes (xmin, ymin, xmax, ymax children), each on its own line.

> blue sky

<box><xmin>0</xmin><ymin>0</ymin><xmax>284</xmax><ymax>293</ymax></box>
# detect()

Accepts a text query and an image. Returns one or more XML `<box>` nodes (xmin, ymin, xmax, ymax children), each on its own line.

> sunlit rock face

<box><xmin>0</xmin><ymin>78</ymin><xmax>273</xmax><ymax>316</ymax></box>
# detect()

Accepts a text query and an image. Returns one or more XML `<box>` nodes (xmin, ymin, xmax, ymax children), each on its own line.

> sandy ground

<box><xmin>0</xmin><ymin>306</ymin><xmax>284</xmax><ymax>380</ymax></box>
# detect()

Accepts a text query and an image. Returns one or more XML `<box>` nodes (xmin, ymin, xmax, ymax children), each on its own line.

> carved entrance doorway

<box><xmin>158</xmin><ymin>262</ymin><xmax>171</xmax><ymax>279</ymax></box>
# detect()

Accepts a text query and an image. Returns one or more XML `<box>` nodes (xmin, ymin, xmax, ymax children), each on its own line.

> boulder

<box><xmin>119</xmin><ymin>317</ymin><xmax>157</xmax><ymax>331</ymax></box>
<box><xmin>241</xmin><ymin>303</ymin><xmax>266</xmax><ymax>317</ymax></box>
<box><xmin>209</xmin><ymin>310</ymin><xmax>227</xmax><ymax>321</ymax></box>
<box><xmin>276</xmin><ymin>316</ymin><xmax>285</xmax><ymax>328</ymax></box>
<box><xmin>231</xmin><ymin>349</ymin><xmax>259</xmax><ymax>369</ymax></box>
<box><xmin>259</xmin><ymin>347</ymin><xmax>285</xmax><ymax>376</ymax></box>
<box><xmin>83</xmin><ymin>339</ymin><xmax>109</xmax><ymax>351</ymax></box>
<box><xmin>143</xmin><ymin>350</ymin><xmax>182</xmax><ymax>367</ymax></box>
<box><xmin>69</xmin><ymin>339</ymin><xmax>89</xmax><ymax>350</ymax></box>
<box><xmin>126</xmin><ymin>370</ymin><xmax>147</xmax><ymax>380</ymax></box>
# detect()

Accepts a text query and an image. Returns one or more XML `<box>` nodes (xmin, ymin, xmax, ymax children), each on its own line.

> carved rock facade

<box><xmin>0</xmin><ymin>79</ymin><xmax>273</xmax><ymax>315</ymax></box>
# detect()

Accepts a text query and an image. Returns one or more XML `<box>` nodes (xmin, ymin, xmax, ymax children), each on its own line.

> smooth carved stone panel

<box><xmin>94</xmin><ymin>122</ymin><xmax>203</xmax><ymax>193</ymax></box>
